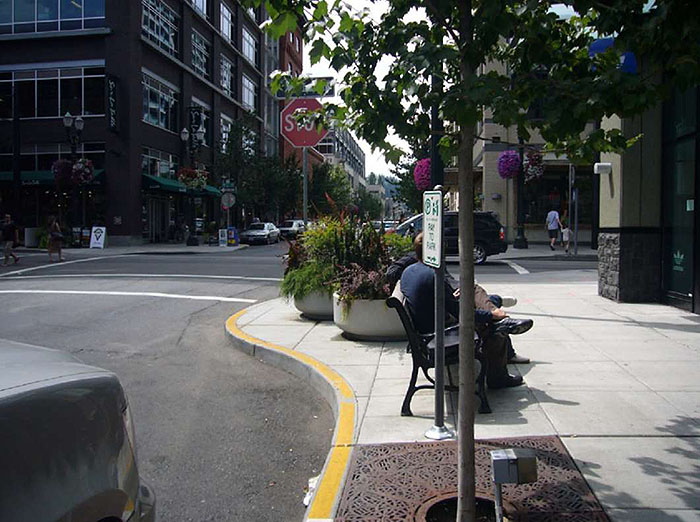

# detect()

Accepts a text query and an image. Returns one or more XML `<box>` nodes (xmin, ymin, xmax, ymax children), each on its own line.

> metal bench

<box><xmin>386</xmin><ymin>295</ymin><xmax>492</xmax><ymax>416</ymax></box>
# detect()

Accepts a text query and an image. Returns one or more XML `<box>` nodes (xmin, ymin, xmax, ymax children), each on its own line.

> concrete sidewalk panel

<box><xmin>563</xmin><ymin>435</ymin><xmax>700</xmax><ymax>511</ymax></box>
<box><xmin>592</xmin><ymin>339</ymin><xmax>700</xmax><ymax>362</ymax></box>
<box><xmin>358</xmin><ymin>414</ymin><xmax>451</xmax><ymax>444</ymax></box>
<box><xmin>519</xmin><ymin>361</ymin><xmax>649</xmax><ymax>391</ymax></box>
<box><xmin>657</xmin><ymin>391</ymin><xmax>700</xmax><ymax>419</ymax></box>
<box><xmin>623</xmin><ymin>361</ymin><xmax>700</xmax><ymax>391</ymax></box>
<box><xmin>606</xmin><ymin>508</ymin><xmax>700</xmax><ymax>522</ymax></box>
<box><xmin>298</xmin><ymin>342</ymin><xmax>383</xmax><ymax>366</ymax></box>
<box><xmin>365</xmin><ymin>393</ymin><xmax>441</xmax><ymax>418</ymax></box>
<box><xmin>244</xmin><ymin>324</ymin><xmax>316</xmax><ymax>348</ymax></box>
<box><xmin>512</xmin><ymin>339</ymin><xmax>611</xmax><ymax>362</ymax></box>
<box><xmin>533</xmin><ymin>390</ymin><xmax>690</xmax><ymax>435</ymax></box>
<box><xmin>473</xmin><ymin>410</ymin><xmax>557</xmax><ymax>438</ymax></box>
<box><xmin>331</xmin><ymin>364</ymin><xmax>378</xmax><ymax>397</ymax></box>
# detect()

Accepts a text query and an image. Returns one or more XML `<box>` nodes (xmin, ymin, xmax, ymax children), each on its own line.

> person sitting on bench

<box><xmin>399</xmin><ymin>233</ymin><xmax>532</xmax><ymax>388</ymax></box>
<box><xmin>387</xmin><ymin>240</ymin><xmax>531</xmax><ymax>365</ymax></box>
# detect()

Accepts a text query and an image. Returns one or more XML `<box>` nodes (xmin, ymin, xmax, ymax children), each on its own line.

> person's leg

<box><xmin>483</xmin><ymin>333</ymin><xmax>521</xmax><ymax>387</ymax></box>
<box><xmin>2</xmin><ymin>241</ymin><xmax>8</xmax><ymax>265</ymax></box>
<box><xmin>488</xmin><ymin>294</ymin><xmax>502</xmax><ymax>308</ymax></box>
<box><xmin>474</xmin><ymin>284</ymin><xmax>496</xmax><ymax>311</ymax></box>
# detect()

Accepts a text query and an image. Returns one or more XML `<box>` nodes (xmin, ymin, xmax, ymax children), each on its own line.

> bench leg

<box><xmin>476</xmin><ymin>358</ymin><xmax>492</xmax><ymax>414</ymax></box>
<box><xmin>401</xmin><ymin>363</ymin><xmax>421</xmax><ymax>416</ymax></box>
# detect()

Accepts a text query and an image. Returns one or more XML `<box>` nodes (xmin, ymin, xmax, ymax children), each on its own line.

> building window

<box><xmin>142</xmin><ymin>146</ymin><xmax>179</xmax><ymax>178</ymax></box>
<box><xmin>191</xmin><ymin>99</ymin><xmax>211</xmax><ymax>146</ymax></box>
<box><xmin>0</xmin><ymin>0</ymin><xmax>105</xmax><ymax>34</ymax></box>
<box><xmin>220</xmin><ymin>55</ymin><xmax>235</xmax><ymax>98</ymax></box>
<box><xmin>0</xmin><ymin>66</ymin><xmax>104</xmax><ymax>119</ymax></box>
<box><xmin>242</xmin><ymin>27</ymin><xmax>258</xmax><ymax>66</ymax></box>
<box><xmin>192</xmin><ymin>30</ymin><xmax>211</xmax><ymax>78</ymax></box>
<box><xmin>220</xmin><ymin>114</ymin><xmax>232</xmax><ymax>151</ymax></box>
<box><xmin>0</xmin><ymin>142</ymin><xmax>105</xmax><ymax>172</ymax></box>
<box><xmin>142</xmin><ymin>0</ymin><xmax>178</xmax><ymax>57</ymax></box>
<box><xmin>187</xmin><ymin>0</ymin><xmax>206</xmax><ymax>17</ymax></box>
<box><xmin>142</xmin><ymin>73</ymin><xmax>178</xmax><ymax>132</ymax></box>
<box><xmin>242</xmin><ymin>74</ymin><xmax>257</xmax><ymax>112</ymax></box>
<box><xmin>220</xmin><ymin>2</ymin><xmax>233</xmax><ymax>43</ymax></box>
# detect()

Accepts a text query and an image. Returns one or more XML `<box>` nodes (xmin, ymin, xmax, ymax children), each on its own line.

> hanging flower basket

<box><xmin>524</xmin><ymin>150</ymin><xmax>545</xmax><ymax>182</ymax></box>
<box><xmin>497</xmin><ymin>150</ymin><xmax>520</xmax><ymax>179</ymax></box>
<box><xmin>177</xmin><ymin>167</ymin><xmax>208</xmax><ymax>190</ymax></box>
<box><xmin>52</xmin><ymin>159</ymin><xmax>74</xmax><ymax>187</ymax></box>
<box><xmin>72</xmin><ymin>158</ymin><xmax>94</xmax><ymax>184</ymax></box>
<box><xmin>413</xmin><ymin>158</ymin><xmax>431</xmax><ymax>191</ymax></box>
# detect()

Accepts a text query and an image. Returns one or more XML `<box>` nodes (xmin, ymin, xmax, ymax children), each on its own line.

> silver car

<box><xmin>0</xmin><ymin>340</ymin><xmax>156</xmax><ymax>522</ymax></box>
<box><xmin>278</xmin><ymin>219</ymin><xmax>306</xmax><ymax>239</ymax></box>
<box><xmin>239</xmin><ymin>222</ymin><xmax>280</xmax><ymax>244</ymax></box>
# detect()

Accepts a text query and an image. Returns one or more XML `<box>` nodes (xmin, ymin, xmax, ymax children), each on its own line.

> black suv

<box><xmin>393</xmin><ymin>211</ymin><xmax>507</xmax><ymax>264</ymax></box>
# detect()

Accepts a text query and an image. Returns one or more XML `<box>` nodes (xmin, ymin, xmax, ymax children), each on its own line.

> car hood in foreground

<box><xmin>0</xmin><ymin>340</ymin><xmax>112</xmax><ymax>396</ymax></box>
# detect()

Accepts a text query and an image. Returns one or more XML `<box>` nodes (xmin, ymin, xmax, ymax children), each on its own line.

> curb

<box><xmin>225</xmin><ymin>305</ymin><xmax>356</xmax><ymax>521</ymax></box>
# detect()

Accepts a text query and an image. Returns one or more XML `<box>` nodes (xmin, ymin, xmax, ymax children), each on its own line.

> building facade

<box><xmin>0</xmin><ymin>0</ymin><xmax>274</xmax><ymax>245</ymax></box>
<box><xmin>316</xmin><ymin>127</ymin><xmax>366</xmax><ymax>190</ymax></box>
<box><xmin>598</xmin><ymin>86</ymin><xmax>699</xmax><ymax>313</ymax></box>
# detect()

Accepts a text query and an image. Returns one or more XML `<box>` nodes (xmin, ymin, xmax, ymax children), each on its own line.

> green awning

<box><xmin>0</xmin><ymin>170</ymin><xmax>104</xmax><ymax>185</ymax></box>
<box><xmin>142</xmin><ymin>173</ymin><xmax>187</xmax><ymax>193</ymax></box>
<box><xmin>142</xmin><ymin>174</ymin><xmax>221</xmax><ymax>197</ymax></box>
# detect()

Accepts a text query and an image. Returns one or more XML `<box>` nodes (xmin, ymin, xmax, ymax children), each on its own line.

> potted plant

<box><xmin>329</xmin><ymin>219</ymin><xmax>412</xmax><ymax>341</ymax></box>
<box><xmin>280</xmin><ymin>220</ymin><xmax>339</xmax><ymax>320</ymax></box>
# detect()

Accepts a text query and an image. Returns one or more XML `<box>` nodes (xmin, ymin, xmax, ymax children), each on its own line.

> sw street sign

<box><xmin>221</xmin><ymin>192</ymin><xmax>236</xmax><ymax>209</ymax></box>
<box><xmin>422</xmin><ymin>191</ymin><xmax>442</xmax><ymax>268</ymax></box>
<box><xmin>280</xmin><ymin>98</ymin><xmax>328</xmax><ymax>148</ymax></box>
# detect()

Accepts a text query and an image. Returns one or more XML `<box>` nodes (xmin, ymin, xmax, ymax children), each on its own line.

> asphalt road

<box><xmin>0</xmin><ymin>243</ymin><xmax>333</xmax><ymax>522</ymax></box>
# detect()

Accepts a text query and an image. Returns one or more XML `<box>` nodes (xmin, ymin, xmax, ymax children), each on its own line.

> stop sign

<box><xmin>280</xmin><ymin>98</ymin><xmax>328</xmax><ymax>148</ymax></box>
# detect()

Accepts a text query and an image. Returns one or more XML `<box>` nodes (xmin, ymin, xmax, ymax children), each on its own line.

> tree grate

<box><xmin>335</xmin><ymin>436</ymin><xmax>608</xmax><ymax>522</ymax></box>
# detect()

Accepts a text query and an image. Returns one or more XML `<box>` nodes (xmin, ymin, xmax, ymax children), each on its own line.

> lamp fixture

<box><xmin>63</xmin><ymin>111</ymin><xmax>74</xmax><ymax>128</ymax></box>
<box><xmin>180</xmin><ymin>127</ymin><xmax>190</xmax><ymax>143</ymax></box>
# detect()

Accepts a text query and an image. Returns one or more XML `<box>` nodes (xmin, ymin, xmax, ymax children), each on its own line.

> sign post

<box><xmin>423</xmin><ymin>190</ymin><xmax>453</xmax><ymax>440</ymax></box>
<box><xmin>281</xmin><ymin>98</ymin><xmax>328</xmax><ymax>225</ymax></box>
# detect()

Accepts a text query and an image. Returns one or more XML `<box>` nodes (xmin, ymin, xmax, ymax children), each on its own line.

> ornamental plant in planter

<box><xmin>330</xmin><ymin>219</ymin><xmax>412</xmax><ymax>341</ymax></box>
<box><xmin>280</xmin><ymin>218</ymin><xmax>340</xmax><ymax>320</ymax></box>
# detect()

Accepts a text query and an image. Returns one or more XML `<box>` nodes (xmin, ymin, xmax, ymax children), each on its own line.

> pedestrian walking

<box><xmin>560</xmin><ymin>218</ymin><xmax>571</xmax><ymax>254</ymax></box>
<box><xmin>2</xmin><ymin>213</ymin><xmax>20</xmax><ymax>266</ymax></box>
<box><xmin>545</xmin><ymin>206</ymin><xmax>562</xmax><ymax>251</ymax></box>
<box><xmin>47</xmin><ymin>216</ymin><xmax>65</xmax><ymax>263</ymax></box>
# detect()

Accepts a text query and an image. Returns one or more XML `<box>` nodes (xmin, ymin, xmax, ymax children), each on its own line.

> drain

<box><xmin>419</xmin><ymin>495</ymin><xmax>501</xmax><ymax>522</ymax></box>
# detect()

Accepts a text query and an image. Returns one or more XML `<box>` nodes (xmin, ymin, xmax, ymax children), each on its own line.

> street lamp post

<box><xmin>63</xmin><ymin>112</ymin><xmax>84</xmax><ymax>237</ymax></box>
<box><xmin>180</xmin><ymin>125</ymin><xmax>206</xmax><ymax>246</ymax></box>
<box><xmin>513</xmin><ymin>137</ymin><xmax>528</xmax><ymax>249</ymax></box>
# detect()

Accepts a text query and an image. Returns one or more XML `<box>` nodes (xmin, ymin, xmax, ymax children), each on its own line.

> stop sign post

<box><xmin>281</xmin><ymin>99</ymin><xmax>328</xmax><ymax>225</ymax></box>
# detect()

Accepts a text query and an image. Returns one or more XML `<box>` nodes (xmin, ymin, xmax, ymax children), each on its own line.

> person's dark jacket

<box><xmin>400</xmin><ymin>261</ymin><xmax>492</xmax><ymax>334</ymax></box>
<box><xmin>387</xmin><ymin>252</ymin><xmax>458</xmax><ymax>289</ymax></box>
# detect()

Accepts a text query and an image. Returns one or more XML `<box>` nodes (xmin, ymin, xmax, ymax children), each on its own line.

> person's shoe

<box><xmin>508</xmin><ymin>353</ymin><xmax>530</xmax><ymax>364</ymax></box>
<box><xmin>550</xmin><ymin>244</ymin><xmax>555</xmax><ymax>251</ymax></box>
<box><xmin>500</xmin><ymin>296</ymin><xmax>518</xmax><ymax>307</ymax></box>
<box><xmin>492</xmin><ymin>318</ymin><xmax>533</xmax><ymax>336</ymax></box>
<box><xmin>488</xmin><ymin>374</ymin><xmax>524</xmax><ymax>389</ymax></box>
<box><xmin>13</xmin><ymin>257</ymin><xmax>19</xmax><ymax>264</ymax></box>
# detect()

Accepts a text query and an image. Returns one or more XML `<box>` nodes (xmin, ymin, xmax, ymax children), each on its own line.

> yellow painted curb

<box><xmin>226</xmin><ymin>306</ymin><xmax>356</xmax><ymax>520</ymax></box>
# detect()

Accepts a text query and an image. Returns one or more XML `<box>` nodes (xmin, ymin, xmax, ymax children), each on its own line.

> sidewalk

<box><xmin>225</xmin><ymin>282</ymin><xmax>699</xmax><ymax>521</ymax></box>
<box><xmin>449</xmin><ymin>242</ymin><xmax>598</xmax><ymax>263</ymax></box>
<box><xmin>15</xmin><ymin>242</ymin><xmax>249</xmax><ymax>257</ymax></box>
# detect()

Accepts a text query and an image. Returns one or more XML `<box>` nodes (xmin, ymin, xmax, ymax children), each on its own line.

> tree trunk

<box><xmin>457</xmin><ymin>124</ymin><xmax>476</xmax><ymax>522</ymax></box>
<box><xmin>457</xmin><ymin>3</ymin><xmax>475</xmax><ymax>520</ymax></box>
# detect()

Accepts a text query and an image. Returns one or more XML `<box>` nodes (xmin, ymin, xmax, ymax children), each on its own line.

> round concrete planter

<box><xmin>294</xmin><ymin>291</ymin><xmax>334</xmax><ymax>321</ymax></box>
<box><xmin>332</xmin><ymin>292</ymin><xmax>406</xmax><ymax>341</ymax></box>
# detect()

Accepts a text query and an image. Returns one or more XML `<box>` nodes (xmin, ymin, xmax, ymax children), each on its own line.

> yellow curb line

<box><xmin>225</xmin><ymin>307</ymin><xmax>356</xmax><ymax>520</ymax></box>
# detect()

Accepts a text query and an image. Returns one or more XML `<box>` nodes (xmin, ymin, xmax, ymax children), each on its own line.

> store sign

<box><xmin>218</xmin><ymin>229</ymin><xmax>227</xmax><ymax>247</ymax></box>
<box><xmin>673</xmin><ymin>250</ymin><xmax>685</xmax><ymax>272</ymax></box>
<box><xmin>90</xmin><ymin>226</ymin><xmax>107</xmax><ymax>249</ymax></box>
<box><xmin>107</xmin><ymin>75</ymin><xmax>118</xmax><ymax>133</ymax></box>
<box><xmin>422</xmin><ymin>191</ymin><xmax>442</xmax><ymax>268</ymax></box>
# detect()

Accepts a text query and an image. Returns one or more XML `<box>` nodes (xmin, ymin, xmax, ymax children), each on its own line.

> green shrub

<box><xmin>281</xmin><ymin>261</ymin><xmax>336</xmax><ymax>299</ymax></box>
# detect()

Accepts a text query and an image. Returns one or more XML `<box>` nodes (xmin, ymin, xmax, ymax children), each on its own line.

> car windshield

<box><xmin>249</xmin><ymin>224</ymin><xmax>265</xmax><ymax>230</ymax></box>
<box><xmin>282</xmin><ymin>221</ymin><xmax>295</xmax><ymax>227</ymax></box>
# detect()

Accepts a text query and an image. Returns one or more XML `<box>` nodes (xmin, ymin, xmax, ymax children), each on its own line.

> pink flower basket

<box><xmin>497</xmin><ymin>150</ymin><xmax>520</xmax><ymax>179</ymax></box>
<box><xmin>413</xmin><ymin>158</ymin><xmax>431</xmax><ymax>191</ymax></box>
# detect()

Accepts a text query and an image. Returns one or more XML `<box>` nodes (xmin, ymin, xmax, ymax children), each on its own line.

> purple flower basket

<box><xmin>413</xmin><ymin>158</ymin><xmax>431</xmax><ymax>191</ymax></box>
<box><xmin>497</xmin><ymin>150</ymin><xmax>521</xmax><ymax>179</ymax></box>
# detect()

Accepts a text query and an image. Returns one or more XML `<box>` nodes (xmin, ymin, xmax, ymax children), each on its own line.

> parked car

<box><xmin>239</xmin><ymin>222</ymin><xmax>281</xmax><ymax>244</ymax></box>
<box><xmin>278</xmin><ymin>219</ymin><xmax>306</xmax><ymax>239</ymax></box>
<box><xmin>392</xmin><ymin>211</ymin><xmax>507</xmax><ymax>264</ymax></box>
<box><xmin>0</xmin><ymin>340</ymin><xmax>156</xmax><ymax>522</ymax></box>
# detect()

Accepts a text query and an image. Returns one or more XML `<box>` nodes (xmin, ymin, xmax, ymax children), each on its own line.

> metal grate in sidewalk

<box><xmin>335</xmin><ymin>436</ymin><xmax>608</xmax><ymax>522</ymax></box>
